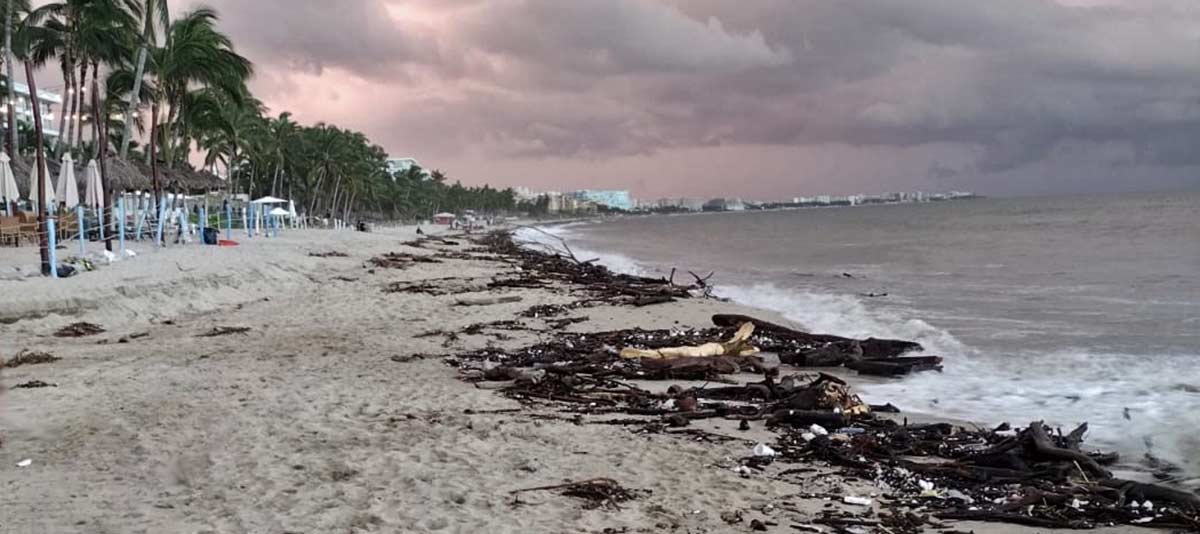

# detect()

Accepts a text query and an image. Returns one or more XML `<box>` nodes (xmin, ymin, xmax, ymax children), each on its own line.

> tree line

<box><xmin>1</xmin><ymin>0</ymin><xmax>518</xmax><ymax>232</ymax></box>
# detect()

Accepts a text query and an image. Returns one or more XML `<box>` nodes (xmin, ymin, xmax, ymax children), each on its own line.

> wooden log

<box><xmin>712</xmin><ymin>314</ymin><xmax>923</xmax><ymax>358</ymax></box>
<box><xmin>454</xmin><ymin>296</ymin><xmax>523</xmax><ymax>307</ymax></box>
<box><xmin>846</xmin><ymin>356</ymin><xmax>944</xmax><ymax>377</ymax></box>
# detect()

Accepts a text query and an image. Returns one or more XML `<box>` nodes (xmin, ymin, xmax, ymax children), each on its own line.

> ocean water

<box><xmin>525</xmin><ymin>191</ymin><xmax>1200</xmax><ymax>479</ymax></box>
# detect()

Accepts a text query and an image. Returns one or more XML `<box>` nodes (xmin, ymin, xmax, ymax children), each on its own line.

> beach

<box><xmin>0</xmin><ymin>226</ymin><xmax>1170</xmax><ymax>533</ymax></box>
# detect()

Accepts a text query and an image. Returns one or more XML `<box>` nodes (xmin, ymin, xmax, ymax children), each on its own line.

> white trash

<box><xmin>752</xmin><ymin>443</ymin><xmax>777</xmax><ymax>457</ymax></box>
<box><xmin>800</xmin><ymin>432</ymin><xmax>817</xmax><ymax>442</ymax></box>
<box><xmin>842</xmin><ymin>496</ymin><xmax>872</xmax><ymax>506</ymax></box>
<box><xmin>16</xmin><ymin>459</ymin><xmax>32</xmax><ymax>467</ymax></box>
<box><xmin>809</xmin><ymin>424</ymin><xmax>829</xmax><ymax>436</ymax></box>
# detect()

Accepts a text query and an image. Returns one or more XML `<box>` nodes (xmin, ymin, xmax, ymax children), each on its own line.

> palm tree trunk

<box><xmin>150</xmin><ymin>101</ymin><xmax>160</xmax><ymax>209</ymax></box>
<box><xmin>4</xmin><ymin>0</ymin><xmax>16</xmax><ymax>156</ymax></box>
<box><xmin>91</xmin><ymin>64</ymin><xmax>113</xmax><ymax>251</ymax></box>
<box><xmin>25</xmin><ymin>61</ymin><xmax>50</xmax><ymax>275</ymax></box>
<box><xmin>64</xmin><ymin>61</ymin><xmax>76</xmax><ymax>149</ymax></box>
<box><xmin>56</xmin><ymin>65</ymin><xmax>69</xmax><ymax>149</ymax></box>
<box><xmin>75</xmin><ymin>63</ymin><xmax>88</xmax><ymax>148</ymax></box>
<box><xmin>90</xmin><ymin>63</ymin><xmax>99</xmax><ymax>154</ymax></box>
<box><xmin>119</xmin><ymin>46</ymin><xmax>148</xmax><ymax>159</ymax></box>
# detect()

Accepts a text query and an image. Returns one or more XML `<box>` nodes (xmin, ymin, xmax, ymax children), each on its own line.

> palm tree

<box><xmin>117</xmin><ymin>0</ymin><xmax>166</xmax><ymax>158</ymax></box>
<box><xmin>11</xmin><ymin>6</ymin><xmax>50</xmax><ymax>273</ymax></box>
<box><xmin>148</xmin><ymin>7</ymin><xmax>251</xmax><ymax>171</ymax></box>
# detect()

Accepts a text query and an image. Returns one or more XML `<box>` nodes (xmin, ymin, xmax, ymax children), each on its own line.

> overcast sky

<box><xmin>162</xmin><ymin>0</ymin><xmax>1200</xmax><ymax>198</ymax></box>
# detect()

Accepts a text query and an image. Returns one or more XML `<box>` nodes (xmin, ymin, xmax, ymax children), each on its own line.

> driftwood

<box><xmin>1025</xmin><ymin>420</ymin><xmax>1109</xmax><ymax>479</ymax></box>
<box><xmin>197</xmin><ymin>326</ymin><xmax>251</xmax><ymax>337</ymax></box>
<box><xmin>846</xmin><ymin>356</ymin><xmax>944</xmax><ymax>376</ymax></box>
<box><xmin>454</xmin><ymin>296</ymin><xmax>523</xmax><ymax>307</ymax></box>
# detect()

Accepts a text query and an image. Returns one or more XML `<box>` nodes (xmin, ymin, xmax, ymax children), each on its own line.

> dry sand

<box><xmin>0</xmin><ymin>227</ymin><xmax>1151</xmax><ymax>533</ymax></box>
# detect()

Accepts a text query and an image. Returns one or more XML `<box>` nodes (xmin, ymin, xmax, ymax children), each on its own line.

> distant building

<box><xmin>566</xmin><ymin>190</ymin><xmax>634</xmax><ymax>211</ymax></box>
<box><xmin>387</xmin><ymin>157</ymin><xmax>431</xmax><ymax>179</ymax></box>
<box><xmin>3</xmin><ymin>81</ymin><xmax>64</xmax><ymax>139</ymax></box>
<box><xmin>703</xmin><ymin>198</ymin><xmax>746</xmax><ymax>212</ymax></box>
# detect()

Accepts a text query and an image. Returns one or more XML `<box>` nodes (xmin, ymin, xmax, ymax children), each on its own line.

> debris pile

<box><xmin>447</xmin><ymin>310</ymin><xmax>1200</xmax><ymax>530</ymax></box>
<box><xmin>307</xmin><ymin>251</ymin><xmax>348</xmax><ymax>258</ymax></box>
<box><xmin>510</xmin><ymin>478</ymin><xmax>649</xmax><ymax>510</ymax></box>
<box><xmin>478</xmin><ymin>231</ymin><xmax>707</xmax><ymax>306</ymax></box>
<box><xmin>54</xmin><ymin>322</ymin><xmax>105</xmax><ymax>337</ymax></box>
<box><xmin>197</xmin><ymin>326</ymin><xmax>252</xmax><ymax>337</ymax></box>
<box><xmin>2</xmin><ymin>350</ymin><xmax>60</xmax><ymax>368</ymax></box>
<box><xmin>366</xmin><ymin>252</ymin><xmax>443</xmax><ymax>270</ymax></box>
<box><xmin>774</xmin><ymin>420</ymin><xmax>1200</xmax><ymax>531</ymax></box>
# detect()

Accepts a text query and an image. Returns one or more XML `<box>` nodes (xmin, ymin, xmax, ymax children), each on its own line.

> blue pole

<box><xmin>199</xmin><ymin>207</ymin><xmax>206</xmax><ymax>243</ymax></box>
<box><xmin>76</xmin><ymin>205</ymin><xmax>85</xmax><ymax>256</ymax></box>
<box><xmin>135</xmin><ymin>199</ymin><xmax>145</xmax><ymax>240</ymax></box>
<box><xmin>97</xmin><ymin>205</ymin><xmax>106</xmax><ymax>242</ymax></box>
<box><xmin>47</xmin><ymin>218</ymin><xmax>58</xmax><ymax>279</ymax></box>
<box><xmin>155</xmin><ymin>197</ymin><xmax>167</xmax><ymax>247</ymax></box>
<box><xmin>118</xmin><ymin>197</ymin><xmax>126</xmax><ymax>254</ymax></box>
<box><xmin>226</xmin><ymin>204</ymin><xmax>232</xmax><ymax>240</ymax></box>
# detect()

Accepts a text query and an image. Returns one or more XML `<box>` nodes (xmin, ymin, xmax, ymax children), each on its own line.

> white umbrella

<box><xmin>251</xmin><ymin>195</ymin><xmax>287</xmax><ymax>204</ymax></box>
<box><xmin>287</xmin><ymin>199</ymin><xmax>297</xmax><ymax>218</ymax></box>
<box><xmin>0</xmin><ymin>152</ymin><xmax>18</xmax><ymax>206</ymax></box>
<box><xmin>56</xmin><ymin>153</ymin><xmax>80</xmax><ymax>209</ymax></box>
<box><xmin>268</xmin><ymin>207</ymin><xmax>289</xmax><ymax>216</ymax></box>
<box><xmin>27</xmin><ymin>157</ymin><xmax>53</xmax><ymax>212</ymax></box>
<box><xmin>84</xmin><ymin>159</ymin><xmax>104</xmax><ymax>209</ymax></box>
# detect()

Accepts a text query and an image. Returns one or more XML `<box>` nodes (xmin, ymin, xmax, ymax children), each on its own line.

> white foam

<box><xmin>516</xmin><ymin>226</ymin><xmax>647</xmax><ymax>276</ymax></box>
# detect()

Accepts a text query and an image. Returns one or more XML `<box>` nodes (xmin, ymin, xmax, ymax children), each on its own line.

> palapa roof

<box><xmin>10</xmin><ymin>155</ymin><xmax>224</xmax><ymax>197</ymax></box>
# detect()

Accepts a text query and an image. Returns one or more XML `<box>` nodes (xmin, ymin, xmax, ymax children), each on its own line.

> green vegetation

<box><xmin>2</xmin><ymin>0</ymin><xmax>516</xmax><ymax>222</ymax></box>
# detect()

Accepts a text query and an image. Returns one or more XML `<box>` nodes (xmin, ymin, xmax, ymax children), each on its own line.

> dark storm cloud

<box><xmin>179</xmin><ymin>0</ymin><xmax>1200</xmax><ymax>192</ymax></box>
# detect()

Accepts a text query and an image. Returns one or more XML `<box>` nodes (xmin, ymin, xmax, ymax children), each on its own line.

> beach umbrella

<box><xmin>0</xmin><ymin>153</ymin><xmax>18</xmax><ymax>208</ymax></box>
<box><xmin>251</xmin><ymin>195</ymin><xmax>287</xmax><ymax>204</ymax></box>
<box><xmin>84</xmin><ymin>159</ymin><xmax>104</xmax><ymax>209</ymax></box>
<box><xmin>268</xmin><ymin>207</ymin><xmax>289</xmax><ymax>216</ymax></box>
<box><xmin>27</xmin><ymin>157</ymin><xmax>54</xmax><ymax>212</ymax></box>
<box><xmin>56</xmin><ymin>153</ymin><xmax>80</xmax><ymax>209</ymax></box>
<box><xmin>287</xmin><ymin>199</ymin><xmax>297</xmax><ymax>218</ymax></box>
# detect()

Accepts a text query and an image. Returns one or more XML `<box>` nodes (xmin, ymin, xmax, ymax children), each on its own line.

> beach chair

<box><xmin>18</xmin><ymin>213</ymin><xmax>39</xmax><ymax>246</ymax></box>
<box><xmin>58</xmin><ymin>212</ymin><xmax>79</xmax><ymax>242</ymax></box>
<box><xmin>0</xmin><ymin>215</ymin><xmax>17</xmax><ymax>246</ymax></box>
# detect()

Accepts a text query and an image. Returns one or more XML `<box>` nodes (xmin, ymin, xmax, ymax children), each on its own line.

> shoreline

<box><xmin>0</xmin><ymin>226</ymin><xmax>1189</xmax><ymax>532</ymax></box>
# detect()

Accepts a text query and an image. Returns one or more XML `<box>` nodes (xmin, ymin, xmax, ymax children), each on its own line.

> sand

<box><xmin>0</xmin><ymin>227</ymin><xmax>1151</xmax><ymax>533</ymax></box>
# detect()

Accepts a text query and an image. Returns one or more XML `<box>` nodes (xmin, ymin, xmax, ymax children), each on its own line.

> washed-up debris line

<box><xmin>476</xmin><ymin>231</ymin><xmax>709</xmax><ymax>306</ymax></box>
<box><xmin>366</xmin><ymin>252</ymin><xmax>443</xmax><ymax>270</ymax></box>
<box><xmin>14</xmin><ymin>380</ymin><xmax>56</xmax><ymax>389</ymax></box>
<box><xmin>308</xmin><ymin>251</ymin><xmax>349</xmax><ymax>258</ymax></box>
<box><xmin>449</xmin><ymin>313</ymin><xmax>1200</xmax><ymax>529</ymax></box>
<box><xmin>2</xmin><ymin>350</ymin><xmax>60</xmax><ymax>368</ymax></box>
<box><xmin>54</xmin><ymin>322</ymin><xmax>105</xmax><ymax>337</ymax></box>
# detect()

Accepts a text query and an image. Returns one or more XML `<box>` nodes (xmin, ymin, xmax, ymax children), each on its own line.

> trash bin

<box><xmin>203</xmin><ymin>227</ymin><xmax>220</xmax><ymax>245</ymax></box>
